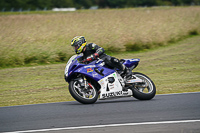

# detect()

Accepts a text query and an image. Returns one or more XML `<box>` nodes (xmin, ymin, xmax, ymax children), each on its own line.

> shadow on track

<box><xmin>64</xmin><ymin>97</ymin><xmax>157</xmax><ymax>106</ymax></box>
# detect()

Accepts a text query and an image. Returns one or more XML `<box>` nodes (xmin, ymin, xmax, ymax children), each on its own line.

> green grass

<box><xmin>0</xmin><ymin>7</ymin><xmax>200</xmax><ymax>67</ymax></box>
<box><xmin>122</xmin><ymin>36</ymin><xmax>200</xmax><ymax>94</ymax></box>
<box><xmin>0</xmin><ymin>35</ymin><xmax>200</xmax><ymax>107</ymax></box>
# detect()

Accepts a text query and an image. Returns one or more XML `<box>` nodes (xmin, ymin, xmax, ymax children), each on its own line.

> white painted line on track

<box><xmin>4</xmin><ymin>119</ymin><xmax>200</xmax><ymax>133</ymax></box>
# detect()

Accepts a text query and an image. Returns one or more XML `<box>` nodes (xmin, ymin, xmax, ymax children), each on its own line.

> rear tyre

<box><xmin>69</xmin><ymin>79</ymin><xmax>98</xmax><ymax>104</ymax></box>
<box><xmin>132</xmin><ymin>72</ymin><xmax>156</xmax><ymax>100</ymax></box>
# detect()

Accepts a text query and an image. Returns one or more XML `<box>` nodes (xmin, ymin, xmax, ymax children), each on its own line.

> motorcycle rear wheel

<box><xmin>69</xmin><ymin>80</ymin><xmax>98</xmax><ymax>104</ymax></box>
<box><xmin>132</xmin><ymin>72</ymin><xmax>156</xmax><ymax>100</ymax></box>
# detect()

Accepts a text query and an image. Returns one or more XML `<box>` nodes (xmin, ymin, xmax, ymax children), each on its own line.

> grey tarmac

<box><xmin>1</xmin><ymin>92</ymin><xmax>200</xmax><ymax>133</ymax></box>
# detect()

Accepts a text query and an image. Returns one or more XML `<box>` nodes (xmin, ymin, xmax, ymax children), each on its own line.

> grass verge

<box><xmin>0</xmin><ymin>35</ymin><xmax>200</xmax><ymax>107</ymax></box>
<box><xmin>1</xmin><ymin>7</ymin><xmax>200</xmax><ymax>67</ymax></box>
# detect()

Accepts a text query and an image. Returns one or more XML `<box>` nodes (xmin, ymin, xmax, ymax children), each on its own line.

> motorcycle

<box><xmin>64</xmin><ymin>54</ymin><xmax>156</xmax><ymax>104</ymax></box>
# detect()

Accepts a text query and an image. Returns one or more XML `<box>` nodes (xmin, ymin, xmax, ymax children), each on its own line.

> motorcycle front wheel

<box><xmin>132</xmin><ymin>72</ymin><xmax>156</xmax><ymax>100</ymax></box>
<box><xmin>69</xmin><ymin>80</ymin><xmax>98</xmax><ymax>104</ymax></box>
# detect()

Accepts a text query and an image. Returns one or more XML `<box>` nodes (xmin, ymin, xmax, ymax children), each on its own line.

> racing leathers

<box><xmin>80</xmin><ymin>43</ymin><xmax>129</xmax><ymax>76</ymax></box>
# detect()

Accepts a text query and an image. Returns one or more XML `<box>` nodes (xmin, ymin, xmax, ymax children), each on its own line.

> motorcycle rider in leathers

<box><xmin>71</xmin><ymin>36</ymin><xmax>131</xmax><ymax>77</ymax></box>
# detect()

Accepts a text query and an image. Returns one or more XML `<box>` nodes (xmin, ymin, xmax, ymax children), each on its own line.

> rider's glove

<box><xmin>93</xmin><ymin>53</ymin><xmax>99</xmax><ymax>59</ymax></box>
<box><xmin>82</xmin><ymin>56</ymin><xmax>94</xmax><ymax>63</ymax></box>
<box><xmin>82</xmin><ymin>53</ymin><xmax>99</xmax><ymax>63</ymax></box>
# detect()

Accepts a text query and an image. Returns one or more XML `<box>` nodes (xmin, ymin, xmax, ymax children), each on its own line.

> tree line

<box><xmin>1</xmin><ymin>0</ymin><xmax>200</xmax><ymax>11</ymax></box>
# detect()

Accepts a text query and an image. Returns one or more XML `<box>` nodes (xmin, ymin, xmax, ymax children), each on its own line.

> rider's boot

<box><xmin>120</xmin><ymin>64</ymin><xmax>132</xmax><ymax>79</ymax></box>
<box><xmin>121</xmin><ymin>65</ymin><xmax>133</xmax><ymax>91</ymax></box>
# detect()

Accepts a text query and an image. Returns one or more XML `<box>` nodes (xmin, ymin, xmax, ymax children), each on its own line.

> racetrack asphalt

<box><xmin>0</xmin><ymin>92</ymin><xmax>200</xmax><ymax>133</ymax></box>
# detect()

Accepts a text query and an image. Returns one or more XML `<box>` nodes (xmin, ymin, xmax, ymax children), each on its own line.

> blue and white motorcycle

<box><xmin>64</xmin><ymin>54</ymin><xmax>156</xmax><ymax>104</ymax></box>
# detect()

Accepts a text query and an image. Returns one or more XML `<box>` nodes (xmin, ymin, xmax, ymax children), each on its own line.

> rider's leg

<box><xmin>101</xmin><ymin>55</ymin><xmax>131</xmax><ymax>77</ymax></box>
<box><xmin>110</xmin><ymin>57</ymin><xmax>131</xmax><ymax>77</ymax></box>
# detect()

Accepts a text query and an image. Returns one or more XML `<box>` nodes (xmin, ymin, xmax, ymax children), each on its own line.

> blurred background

<box><xmin>0</xmin><ymin>0</ymin><xmax>200</xmax><ymax>106</ymax></box>
<box><xmin>1</xmin><ymin>0</ymin><xmax>200</xmax><ymax>12</ymax></box>
<box><xmin>0</xmin><ymin>0</ymin><xmax>200</xmax><ymax>67</ymax></box>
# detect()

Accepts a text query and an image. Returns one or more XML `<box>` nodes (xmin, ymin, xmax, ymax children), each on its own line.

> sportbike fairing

<box><xmin>98</xmin><ymin>72</ymin><xmax>133</xmax><ymax>99</ymax></box>
<box><xmin>64</xmin><ymin>55</ymin><xmax>141</xmax><ymax>98</ymax></box>
<box><xmin>65</xmin><ymin>55</ymin><xmax>116</xmax><ymax>82</ymax></box>
<box><xmin>65</xmin><ymin>56</ymin><xmax>140</xmax><ymax>81</ymax></box>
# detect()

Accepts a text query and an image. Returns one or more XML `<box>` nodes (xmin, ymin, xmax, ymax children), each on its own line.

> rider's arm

<box><xmin>90</xmin><ymin>43</ymin><xmax>105</xmax><ymax>58</ymax></box>
<box><xmin>83</xmin><ymin>43</ymin><xmax>105</xmax><ymax>62</ymax></box>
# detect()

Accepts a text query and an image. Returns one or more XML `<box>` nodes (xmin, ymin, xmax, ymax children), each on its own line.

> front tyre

<box><xmin>132</xmin><ymin>72</ymin><xmax>156</xmax><ymax>100</ymax></box>
<box><xmin>69</xmin><ymin>80</ymin><xmax>98</xmax><ymax>104</ymax></box>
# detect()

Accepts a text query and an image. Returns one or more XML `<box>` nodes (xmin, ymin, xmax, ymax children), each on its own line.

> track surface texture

<box><xmin>1</xmin><ymin>92</ymin><xmax>200</xmax><ymax>133</ymax></box>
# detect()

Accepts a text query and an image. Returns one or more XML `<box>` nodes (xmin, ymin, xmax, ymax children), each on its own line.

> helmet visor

<box><xmin>74</xmin><ymin>45</ymin><xmax>79</xmax><ymax>50</ymax></box>
<box><xmin>71</xmin><ymin>44</ymin><xmax>79</xmax><ymax>53</ymax></box>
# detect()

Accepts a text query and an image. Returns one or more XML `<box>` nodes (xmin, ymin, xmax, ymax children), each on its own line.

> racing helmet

<box><xmin>71</xmin><ymin>36</ymin><xmax>86</xmax><ymax>54</ymax></box>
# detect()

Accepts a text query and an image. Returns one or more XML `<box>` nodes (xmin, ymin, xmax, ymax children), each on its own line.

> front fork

<box><xmin>78</xmin><ymin>75</ymin><xmax>93</xmax><ymax>90</ymax></box>
<box><xmin>83</xmin><ymin>76</ymin><xmax>88</xmax><ymax>88</ymax></box>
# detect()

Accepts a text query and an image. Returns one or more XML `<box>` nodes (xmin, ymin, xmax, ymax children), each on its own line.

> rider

<box><xmin>71</xmin><ymin>36</ymin><xmax>131</xmax><ymax>77</ymax></box>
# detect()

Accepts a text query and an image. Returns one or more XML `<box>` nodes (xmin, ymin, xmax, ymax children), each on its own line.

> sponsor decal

<box><xmin>102</xmin><ymin>91</ymin><xmax>128</xmax><ymax>99</ymax></box>
<box><xmin>99</xmin><ymin>79</ymin><xmax>105</xmax><ymax>86</ymax></box>
<box><xmin>84</xmin><ymin>65</ymin><xmax>96</xmax><ymax>68</ymax></box>
<box><xmin>87</xmin><ymin>68</ymin><xmax>93</xmax><ymax>73</ymax></box>
<box><xmin>92</xmin><ymin>73</ymin><xmax>98</xmax><ymax>77</ymax></box>
<box><xmin>108</xmin><ymin>83</ymin><xmax>114</xmax><ymax>90</ymax></box>
<box><xmin>113</xmin><ymin>73</ymin><xmax>116</xmax><ymax>78</ymax></box>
